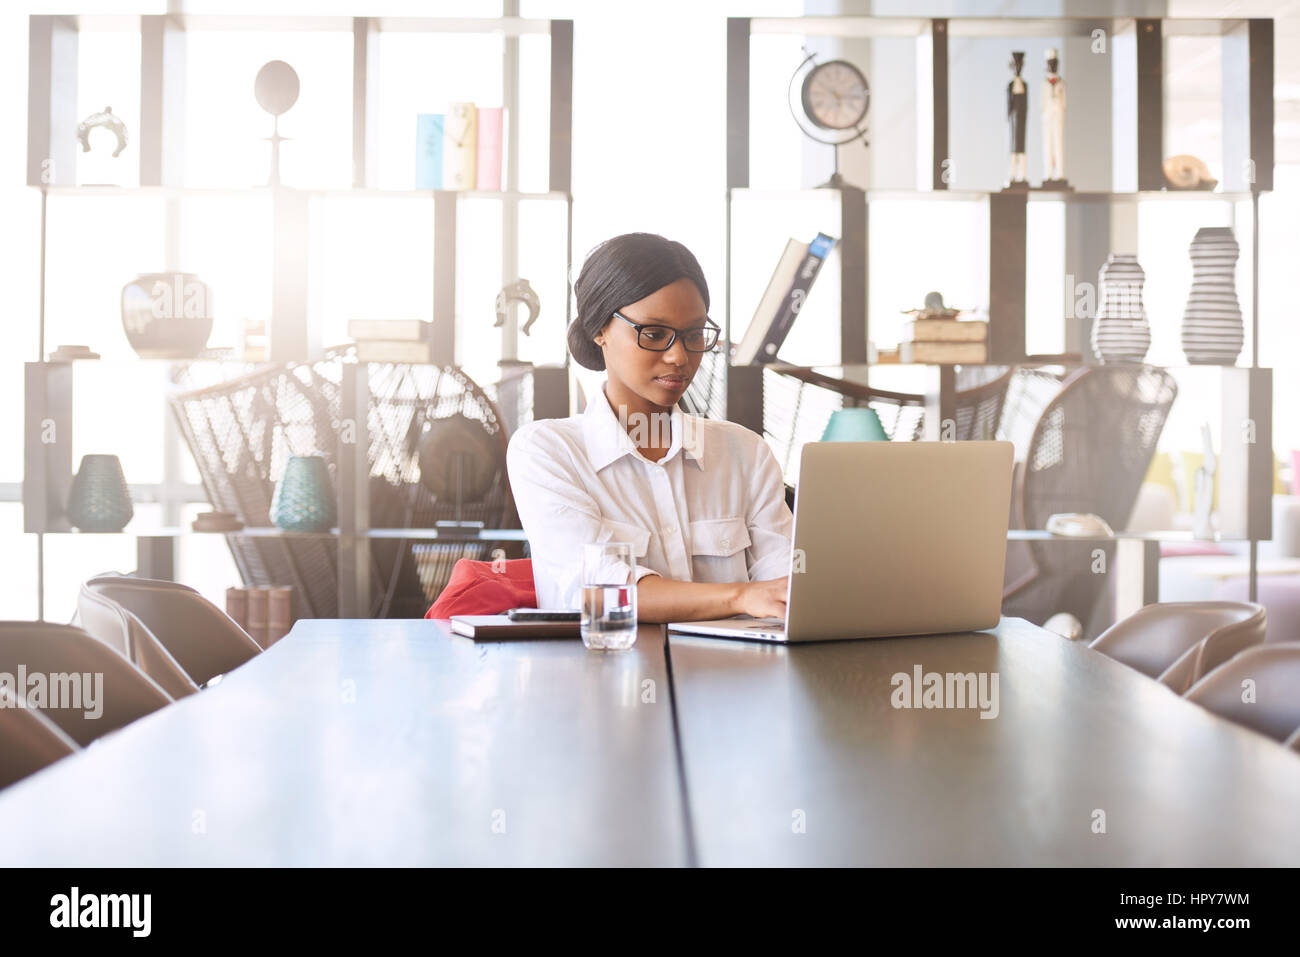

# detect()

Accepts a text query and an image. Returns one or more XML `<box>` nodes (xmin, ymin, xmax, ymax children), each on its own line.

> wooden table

<box><xmin>0</xmin><ymin>620</ymin><xmax>687</xmax><ymax>866</ymax></box>
<box><xmin>667</xmin><ymin>617</ymin><xmax>1300</xmax><ymax>866</ymax></box>
<box><xmin>2</xmin><ymin>616</ymin><xmax>1298</xmax><ymax>866</ymax></box>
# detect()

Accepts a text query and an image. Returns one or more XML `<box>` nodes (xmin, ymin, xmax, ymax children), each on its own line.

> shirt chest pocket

<box><xmin>688</xmin><ymin>516</ymin><xmax>751</xmax><ymax>582</ymax></box>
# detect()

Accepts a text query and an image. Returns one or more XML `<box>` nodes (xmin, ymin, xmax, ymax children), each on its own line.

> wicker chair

<box><xmin>759</xmin><ymin>364</ymin><xmax>1015</xmax><ymax>485</ymax></box>
<box><xmin>1001</xmin><ymin>364</ymin><xmax>1178</xmax><ymax>641</ymax></box>
<box><xmin>679</xmin><ymin>346</ymin><xmax>729</xmax><ymax>421</ymax></box>
<box><xmin>170</xmin><ymin>354</ymin><xmax>520</xmax><ymax>619</ymax></box>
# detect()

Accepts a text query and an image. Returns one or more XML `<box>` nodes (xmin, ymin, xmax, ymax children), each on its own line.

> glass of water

<box><xmin>580</xmin><ymin>541</ymin><xmax>638</xmax><ymax>651</ymax></box>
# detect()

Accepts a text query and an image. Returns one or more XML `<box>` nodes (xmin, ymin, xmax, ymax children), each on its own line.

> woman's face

<box><xmin>597</xmin><ymin>277</ymin><xmax>710</xmax><ymax>412</ymax></box>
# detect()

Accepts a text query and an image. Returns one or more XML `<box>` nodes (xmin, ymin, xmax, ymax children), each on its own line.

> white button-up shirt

<box><xmin>506</xmin><ymin>384</ymin><xmax>794</xmax><ymax>610</ymax></box>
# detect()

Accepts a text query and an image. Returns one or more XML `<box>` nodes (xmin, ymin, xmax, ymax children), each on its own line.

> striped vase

<box><xmin>1090</xmin><ymin>254</ymin><xmax>1151</xmax><ymax>363</ymax></box>
<box><xmin>1181</xmin><ymin>226</ymin><xmax>1243</xmax><ymax>365</ymax></box>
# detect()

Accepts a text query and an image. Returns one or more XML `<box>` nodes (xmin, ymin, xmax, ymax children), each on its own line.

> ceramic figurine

<box><xmin>1006</xmin><ymin>52</ymin><xmax>1028</xmax><ymax>187</ymax></box>
<box><xmin>1040</xmin><ymin>48</ymin><xmax>1068</xmax><ymax>187</ymax></box>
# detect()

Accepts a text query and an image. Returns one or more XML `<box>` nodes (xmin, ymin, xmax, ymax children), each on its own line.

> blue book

<box><xmin>415</xmin><ymin>114</ymin><xmax>444</xmax><ymax>189</ymax></box>
<box><xmin>735</xmin><ymin>232</ymin><xmax>838</xmax><ymax>364</ymax></box>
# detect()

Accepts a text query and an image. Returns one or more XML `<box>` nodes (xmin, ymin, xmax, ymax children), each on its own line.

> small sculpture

<box><xmin>1163</xmin><ymin>154</ymin><xmax>1218</xmax><ymax>190</ymax></box>
<box><xmin>901</xmin><ymin>291</ymin><xmax>964</xmax><ymax>320</ymax></box>
<box><xmin>494</xmin><ymin>279</ymin><xmax>540</xmax><ymax>336</ymax></box>
<box><xmin>1040</xmin><ymin>48</ymin><xmax>1068</xmax><ymax>188</ymax></box>
<box><xmin>254</xmin><ymin>60</ymin><xmax>300</xmax><ymax>187</ymax></box>
<box><xmin>77</xmin><ymin>106</ymin><xmax>128</xmax><ymax>158</ymax></box>
<box><xmin>1006</xmin><ymin>52</ymin><xmax>1028</xmax><ymax>188</ymax></box>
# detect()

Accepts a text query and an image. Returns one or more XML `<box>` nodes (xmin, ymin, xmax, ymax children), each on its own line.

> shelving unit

<box><xmin>723</xmin><ymin>14</ymin><xmax>1274</xmax><ymax>606</ymax></box>
<box><xmin>23</xmin><ymin>12</ymin><xmax>575</xmax><ymax>619</ymax></box>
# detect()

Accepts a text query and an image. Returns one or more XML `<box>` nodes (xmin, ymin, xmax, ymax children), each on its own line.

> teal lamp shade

<box><xmin>66</xmin><ymin>454</ymin><xmax>134</xmax><ymax>532</ymax></box>
<box><xmin>271</xmin><ymin>455</ymin><xmax>338</xmax><ymax>532</ymax></box>
<box><xmin>821</xmin><ymin>408</ymin><xmax>888</xmax><ymax>442</ymax></box>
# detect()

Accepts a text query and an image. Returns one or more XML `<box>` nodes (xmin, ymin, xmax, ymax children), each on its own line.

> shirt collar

<box><xmin>582</xmin><ymin>383</ymin><xmax>705</xmax><ymax>472</ymax></box>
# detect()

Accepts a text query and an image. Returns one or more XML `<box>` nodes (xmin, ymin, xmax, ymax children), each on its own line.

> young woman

<box><xmin>506</xmin><ymin>232</ymin><xmax>792</xmax><ymax>623</ymax></box>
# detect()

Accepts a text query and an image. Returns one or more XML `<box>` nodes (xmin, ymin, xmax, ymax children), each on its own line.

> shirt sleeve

<box><xmin>506</xmin><ymin>426</ymin><xmax>664</xmax><ymax>611</ymax></box>
<box><xmin>745</xmin><ymin>436</ymin><xmax>794</xmax><ymax>581</ymax></box>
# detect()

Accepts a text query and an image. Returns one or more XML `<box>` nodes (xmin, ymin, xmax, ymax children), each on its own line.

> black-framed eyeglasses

<box><xmin>612</xmin><ymin>311</ymin><xmax>721</xmax><ymax>352</ymax></box>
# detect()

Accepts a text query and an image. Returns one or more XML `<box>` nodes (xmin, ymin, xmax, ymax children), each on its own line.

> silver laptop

<box><xmin>667</xmin><ymin>440</ymin><xmax>1014</xmax><ymax>642</ymax></box>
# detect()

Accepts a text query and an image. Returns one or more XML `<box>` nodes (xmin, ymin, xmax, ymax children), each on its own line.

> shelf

<box><xmin>33</xmin><ymin>527</ymin><xmax>530</xmax><ymax>541</ymax></box>
<box><xmin>729</xmin><ymin>187</ymin><xmax>1258</xmax><ymax>203</ymax></box>
<box><xmin>56</xmin><ymin>15</ymin><xmax>557</xmax><ymax>36</ymax></box>
<box><xmin>37</xmin><ymin>185</ymin><xmax>571</xmax><ymax>201</ymax></box>
<box><xmin>748</xmin><ymin>15</ymin><xmax>1252</xmax><ymax>39</ymax></box>
<box><xmin>25</xmin><ymin>11</ymin><xmax>576</xmax><ymax>621</ymax></box>
<box><xmin>1008</xmin><ymin>529</ymin><xmax>1232</xmax><ymax>543</ymax></box>
<box><xmin>765</xmin><ymin>362</ymin><xmax>1271</xmax><ymax>374</ymax></box>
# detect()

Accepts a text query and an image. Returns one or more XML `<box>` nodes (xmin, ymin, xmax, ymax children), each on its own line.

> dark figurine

<box><xmin>1006</xmin><ymin>53</ymin><xmax>1028</xmax><ymax>187</ymax></box>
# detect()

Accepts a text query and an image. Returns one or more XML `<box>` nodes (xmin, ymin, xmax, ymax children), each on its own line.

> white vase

<box><xmin>1181</xmin><ymin>226</ymin><xmax>1243</xmax><ymax>365</ymax></box>
<box><xmin>1091</xmin><ymin>254</ymin><xmax>1150</xmax><ymax>363</ymax></box>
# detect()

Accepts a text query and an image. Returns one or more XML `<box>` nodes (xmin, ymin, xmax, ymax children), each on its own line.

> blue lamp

<box><xmin>821</xmin><ymin>408</ymin><xmax>888</xmax><ymax>442</ymax></box>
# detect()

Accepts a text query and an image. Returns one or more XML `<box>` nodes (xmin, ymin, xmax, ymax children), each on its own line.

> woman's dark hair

<box><xmin>567</xmin><ymin>232</ymin><xmax>710</xmax><ymax>371</ymax></box>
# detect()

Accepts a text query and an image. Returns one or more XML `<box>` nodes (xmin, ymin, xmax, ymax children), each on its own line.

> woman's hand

<box><xmin>735</xmin><ymin>577</ymin><xmax>788</xmax><ymax>619</ymax></box>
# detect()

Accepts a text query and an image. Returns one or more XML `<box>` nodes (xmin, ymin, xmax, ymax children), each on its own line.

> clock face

<box><xmin>802</xmin><ymin>59</ymin><xmax>870</xmax><ymax>131</ymax></box>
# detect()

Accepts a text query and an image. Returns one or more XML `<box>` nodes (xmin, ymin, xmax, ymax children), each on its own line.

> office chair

<box><xmin>1283</xmin><ymin>725</ymin><xmax>1300</xmax><ymax>754</ymax></box>
<box><xmin>1184</xmin><ymin>642</ymin><xmax>1300</xmax><ymax>744</ymax></box>
<box><xmin>0</xmin><ymin>687</ymin><xmax>81</xmax><ymax>790</ymax></box>
<box><xmin>1089</xmin><ymin>601</ymin><xmax>1266</xmax><ymax>693</ymax></box>
<box><xmin>83</xmin><ymin>577</ymin><xmax>261</xmax><ymax>688</ymax></box>
<box><xmin>0</xmin><ymin>622</ymin><xmax>172</xmax><ymax>748</ymax></box>
<box><xmin>77</xmin><ymin>582</ymin><xmax>200</xmax><ymax>699</ymax></box>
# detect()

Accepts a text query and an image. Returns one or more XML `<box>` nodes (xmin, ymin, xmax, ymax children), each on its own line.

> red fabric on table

<box><xmin>424</xmin><ymin>558</ymin><xmax>537</xmax><ymax>619</ymax></box>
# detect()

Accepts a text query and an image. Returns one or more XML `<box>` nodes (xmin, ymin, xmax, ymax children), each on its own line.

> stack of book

<box><xmin>898</xmin><ymin>316</ymin><xmax>989</xmax><ymax>364</ymax></box>
<box><xmin>226</xmin><ymin>585</ymin><xmax>293</xmax><ymax>647</ymax></box>
<box><xmin>241</xmin><ymin>319</ymin><xmax>269</xmax><ymax>362</ymax></box>
<box><xmin>415</xmin><ymin>104</ymin><xmax>504</xmax><ymax>191</ymax></box>
<box><xmin>349</xmin><ymin>319</ymin><xmax>434</xmax><ymax>364</ymax></box>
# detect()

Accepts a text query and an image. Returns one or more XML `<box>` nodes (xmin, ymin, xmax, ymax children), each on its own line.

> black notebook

<box><xmin>448</xmin><ymin>615</ymin><xmax>581</xmax><ymax>640</ymax></box>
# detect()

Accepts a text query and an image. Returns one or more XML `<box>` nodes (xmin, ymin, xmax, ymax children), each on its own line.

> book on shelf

<box><xmin>899</xmin><ymin>341</ymin><xmax>988</xmax><ymax>363</ymax></box>
<box><xmin>443</xmin><ymin>102</ymin><xmax>478</xmax><ymax>190</ymax></box>
<box><xmin>246</xmin><ymin>586</ymin><xmax>269</xmax><ymax>646</ymax></box>
<box><xmin>415</xmin><ymin>114</ymin><xmax>444</xmax><ymax>190</ymax></box>
<box><xmin>266</xmin><ymin>586</ymin><xmax>292</xmax><ymax>646</ymax></box>
<box><xmin>476</xmin><ymin>107</ymin><xmax>504</xmax><ymax>191</ymax></box>
<box><xmin>226</xmin><ymin>587</ymin><xmax>248</xmax><ymax>630</ymax></box>
<box><xmin>347</xmin><ymin>319</ymin><xmax>432</xmax><ymax>342</ymax></box>
<box><xmin>354</xmin><ymin>340</ymin><xmax>435</xmax><ymax>364</ymax></box>
<box><xmin>733</xmin><ymin>232</ymin><xmax>837</xmax><ymax>366</ymax></box>
<box><xmin>227</xmin><ymin>585</ymin><xmax>295</xmax><ymax>646</ymax></box>
<box><xmin>902</xmin><ymin>318</ymin><xmax>988</xmax><ymax>343</ymax></box>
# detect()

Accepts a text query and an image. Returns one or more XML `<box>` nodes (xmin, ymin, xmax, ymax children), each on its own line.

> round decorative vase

<box><xmin>66</xmin><ymin>454</ymin><xmax>133</xmax><ymax>532</ymax></box>
<box><xmin>271</xmin><ymin>455</ymin><xmax>338</xmax><ymax>532</ymax></box>
<box><xmin>1091</xmin><ymin>253</ymin><xmax>1151</xmax><ymax>364</ymax></box>
<box><xmin>1181</xmin><ymin>226</ymin><xmax>1243</xmax><ymax>365</ymax></box>
<box><xmin>120</xmin><ymin>272</ymin><xmax>214</xmax><ymax>359</ymax></box>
